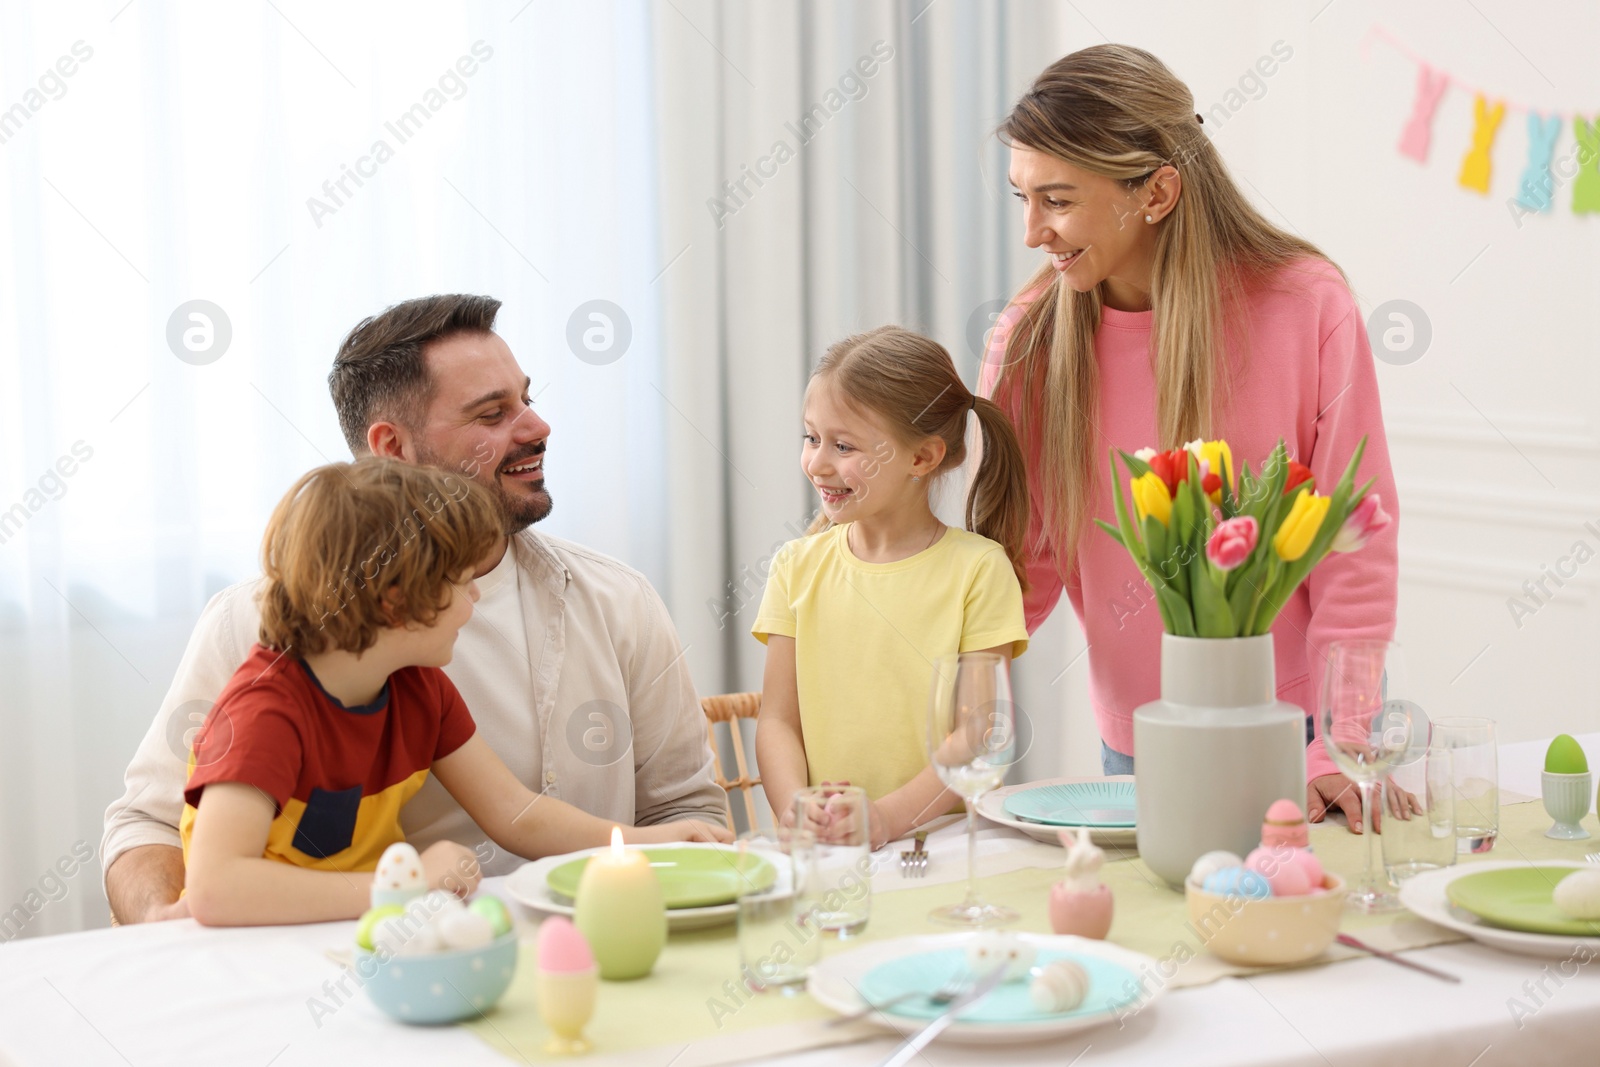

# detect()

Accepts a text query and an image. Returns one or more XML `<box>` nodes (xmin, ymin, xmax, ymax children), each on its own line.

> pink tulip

<box><xmin>1332</xmin><ymin>494</ymin><xmax>1390</xmax><ymax>553</ymax></box>
<box><xmin>1206</xmin><ymin>516</ymin><xmax>1258</xmax><ymax>571</ymax></box>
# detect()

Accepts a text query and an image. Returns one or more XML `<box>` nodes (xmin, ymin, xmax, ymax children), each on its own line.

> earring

<box><xmin>1145</xmin><ymin>214</ymin><xmax>1154</xmax><ymax>223</ymax></box>
<box><xmin>912</xmin><ymin>475</ymin><xmax>922</xmax><ymax>483</ymax></box>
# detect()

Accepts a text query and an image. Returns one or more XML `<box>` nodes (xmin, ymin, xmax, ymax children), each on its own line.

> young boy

<box><xmin>180</xmin><ymin>458</ymin><xmax>729</xmax><ymax>926</ymax></box>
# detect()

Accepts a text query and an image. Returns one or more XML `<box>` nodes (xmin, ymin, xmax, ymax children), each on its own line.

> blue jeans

<box><xmin>1100</xmin><ymin>741</ymin><xmax>1135</xmax><ymax>776</ymax></box>
<box><xmin>1100</xmin><ymin>716</ymin><xmax>1315</xmax><ymax>776</ymax></box>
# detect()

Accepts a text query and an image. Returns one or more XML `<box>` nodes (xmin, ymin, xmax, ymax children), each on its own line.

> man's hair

<box><xmin>257</xmin><ymin>457</ymin><xmax>501</xmax><ymax>656</ymax></box>
<box><xmin>328</xmin><ymin>294</ymin><xmax>502</xmax><ymax>454</ymax></box>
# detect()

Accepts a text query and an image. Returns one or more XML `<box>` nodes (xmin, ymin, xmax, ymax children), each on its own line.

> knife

<box><xmin>875</xmin><ymin>965</ymin><xmax>1009</xmax><ymax>1067</ymax></box>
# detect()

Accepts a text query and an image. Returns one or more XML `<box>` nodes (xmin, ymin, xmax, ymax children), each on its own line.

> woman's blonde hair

<box><xmin>257</xmin><ymin>457</ymin><xmax>502</xmax><ymax>655</ymax></box>
<box><xmin>994</xmin><ymin>44</ymin><xmax>1333</xmax><ymax>572</ymax></box>
<box><xmin>806</xmin><ymin>326</ymin><xmax>1031</xmax><ymax>590</ymax></box>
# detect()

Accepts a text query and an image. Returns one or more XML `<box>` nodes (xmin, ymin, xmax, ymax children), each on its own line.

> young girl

<box><xmin>753</xmin><ymin>326</ymin><xmax>1031</xmax><ymax>849</ymax></box>
<box><xmin>181</xmin><ymin>458</ymin><xmax>727</xmax><ymax>926</ymax></box>
<box><xmin>983</xmin><ymin>45</ymin><xmax>1399</xmax><ymax>830</ymax></box>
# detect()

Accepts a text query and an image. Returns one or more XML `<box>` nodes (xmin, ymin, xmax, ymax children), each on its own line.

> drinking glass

<box><xmin>736</xmin><ymin>828</ymin><xmax>821</xmax><ymax>994</ymax></box>
<box><xmin>925</xmin><ymin>651</ymin><xmax>1020</xmax><ymax>926</ymax></box>
<box><xmin>791</xmin><ymin>785</ymin><xmax>872</xmax><ymax>935</ymax></box>
<box><xmin>1320</xmin><ymin>640</ymin><xmax>1418</xmax><ymax>912</ymax></box>
<box><xmin>1434</xmin><ymin>716</ymin><xmax>1499</xmax><ymax>853</ymax></box>
<box><xmin>1381</xmin><ymin>742</ymin><xmax>1456</xmax><ymax>882</ymax></box>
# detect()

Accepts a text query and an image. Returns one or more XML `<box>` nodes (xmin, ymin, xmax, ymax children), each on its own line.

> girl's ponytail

<box><xmin>967</xmin><ymin>395</ymin><xmax>1031</xmax><ymax>592</ymax></box>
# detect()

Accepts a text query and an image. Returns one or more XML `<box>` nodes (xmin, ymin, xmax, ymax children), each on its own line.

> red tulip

<box><xmin>1283</xmin><ymin>461</ymin><xmax>1314</xmax><ymax>496</ymax></box>
<box><xmin>1147</xmin><ymin>449</ymin><xmax>1191</xmax><ymax>496</ymax></box>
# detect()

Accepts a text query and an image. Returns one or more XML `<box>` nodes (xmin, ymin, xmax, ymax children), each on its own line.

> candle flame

<box><xmin>610</xmin><ymin>825</ymin><xmax>624</xmax><ymax>858</ymax></box>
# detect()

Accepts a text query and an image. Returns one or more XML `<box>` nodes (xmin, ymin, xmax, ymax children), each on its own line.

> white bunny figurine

<box><xmin>1049</xmin><ymin>826</ymin><xmax>1113</xmax><ymax>939</ymax></box>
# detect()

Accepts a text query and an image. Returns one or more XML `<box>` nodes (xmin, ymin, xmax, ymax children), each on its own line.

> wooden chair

<box><xmin>700</xmin><ymin>692</ymin><xmax>765</xmax><ymax>835</ymax></box>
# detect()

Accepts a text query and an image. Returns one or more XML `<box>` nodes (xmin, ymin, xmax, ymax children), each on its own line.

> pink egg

<box><xmin>1262</xmin><ymin>798</ymin><xmax>1309</xmax><ymax>849</ymax></box>
<box><xmin>1245</xmin><ymin>846</ymin><xmax>1311</xmax><ymax>897</ymax></box>
<box><xmin>1289</xmin><ymin>848</ymin><xmax>1324</xmax><ymax>889</ymax></box>
<box><xmin>537</xmin><ymin>916</ymin><xmax>596</xmax><ymax>973</ymax></box>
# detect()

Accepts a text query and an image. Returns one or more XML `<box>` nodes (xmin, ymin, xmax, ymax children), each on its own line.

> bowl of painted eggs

<box><xmin>353</xmin><ymin>890</ymin><xmax>520</xmax><ymax>1024</ymax></box>
<box><xmin>1182</xmin><ymin>802</ymin><xmax>1347</xmax><ymax>966</ymax></box>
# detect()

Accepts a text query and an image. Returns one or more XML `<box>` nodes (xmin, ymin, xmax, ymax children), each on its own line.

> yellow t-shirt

<box><xmin>752</xmin><ymin>524</ymin><xmax>1028</xmax><ymax>801</ymax></box>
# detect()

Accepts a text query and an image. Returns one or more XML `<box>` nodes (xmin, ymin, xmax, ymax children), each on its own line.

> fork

<box><xmin>1586</xmin><ymin>852</ymin><xmax>1600</xmax><ymax>864</ymax></box>
<box><xmin>899</xmin><ymin>830</ymin><xmax>929</xmax><ymax>878</ymax></box>
<box><xmin>825</xmin><ymin>975</ymin><xmax>966</xmax><ymax>1027</ymax></box>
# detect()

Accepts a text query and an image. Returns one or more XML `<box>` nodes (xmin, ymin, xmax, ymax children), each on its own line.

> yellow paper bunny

<box><xmin>1458</xmin><ymin>95</ymin><xmax>1505</xmax><ymax>195</ymax></box>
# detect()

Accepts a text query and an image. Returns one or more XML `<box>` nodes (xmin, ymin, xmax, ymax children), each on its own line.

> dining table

<box><xmin>2</xmin><ymin>732</ymin><xmax>1597</xmax><ymax>1067</ymax></box>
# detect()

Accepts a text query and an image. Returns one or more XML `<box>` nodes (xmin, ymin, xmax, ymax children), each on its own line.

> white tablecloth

<box><xmin>3</xmin><ymin>735</ymin><xmax>1597</xmax><ymax>1067</ymax></box>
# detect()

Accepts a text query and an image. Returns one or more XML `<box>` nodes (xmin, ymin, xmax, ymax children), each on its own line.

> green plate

<box><xmin>545</xmin><ymin>847</ymin><xmax>777</xmax><ymax>909</ymax></box>
<box><xmin>1445</xmin><ymin>867</ymin><xmax>1600</xmax><ymax>937</ymax></box>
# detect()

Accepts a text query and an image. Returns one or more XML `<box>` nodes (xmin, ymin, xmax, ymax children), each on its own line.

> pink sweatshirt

<box><xmin>979</xmin><ymin>258</ymin><xmax>1399</xmax><ymax>783</ymax></box>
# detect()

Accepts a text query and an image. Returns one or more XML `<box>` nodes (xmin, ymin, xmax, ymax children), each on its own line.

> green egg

<box><xmin>1546</xmin><ymin>734</ymin><xmax>1589</xmax><ymax>774</ymax></box>
<box><xmin>355</xmin><ymin>904</ymin><xmax>406</xmax><ymax>950</ymax></box>
<box><xmin>468</xmin><ymin>895</ymin><xmax>513</xmax><ymax>937</ymax></box>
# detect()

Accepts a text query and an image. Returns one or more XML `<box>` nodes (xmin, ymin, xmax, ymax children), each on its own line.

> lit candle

<box><xmin>573</xmin><ymin>826</ymin><xmax>667</xmax><ymax>980</ymax></box>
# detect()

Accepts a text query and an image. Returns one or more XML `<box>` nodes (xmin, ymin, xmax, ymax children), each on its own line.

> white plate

<box><xmin>1398</xmin><ymin>860</ymin><xmax>1600</xmax><ymax>960</ymax></box>
<box><xmin>504</xmin><ymin>842</ymin><xmax>793</xmax><ymax>933</ymax></box>
<box><xmin>807</xmin><ymin>932</ymin><xmax>1161</xmax><ymax>1044</ymax></box>
<box><xmin>977</xmin><ymin>777</ymin><xmax>1139</xmax><ymax>849</ymax></box>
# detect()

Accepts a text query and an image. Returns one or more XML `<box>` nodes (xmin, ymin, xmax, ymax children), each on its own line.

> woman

<box><xmin>979</xmin><ymin>45</ymin><xmax>1399</xmax><ymax>832</ymax></box>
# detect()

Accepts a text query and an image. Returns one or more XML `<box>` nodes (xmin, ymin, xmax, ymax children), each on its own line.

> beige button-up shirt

<box><xmin>100</xmin><ymin>530</ymin><xmax>726</xmax><ymax>880</ymax></box>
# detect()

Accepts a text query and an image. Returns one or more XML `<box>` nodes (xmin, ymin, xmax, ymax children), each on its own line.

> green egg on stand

<box><xmin>1545</xmin><ymin>734</ymin><xmax>1589</xmax><ymax>775</ymax></box>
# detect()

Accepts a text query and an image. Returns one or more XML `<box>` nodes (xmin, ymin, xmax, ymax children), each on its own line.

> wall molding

<box><xmin>1400</xmin><ymin>547</ymin><xmax>1594</xmax><ymax>603</ymax></box>
<box><xmin>1387</xmin><ymin>405</ymin><xmax>1600</xmax><ymax>455</ymax></box>
<box><xmin>1400</xmin><ymin>478</ymin><xmax>1600</xmax><ymax>532</ymax></box>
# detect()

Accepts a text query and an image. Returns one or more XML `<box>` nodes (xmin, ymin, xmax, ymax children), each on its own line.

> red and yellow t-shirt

<box><xmin>178</xmin><ymin>644</ymin><xmax>477</xmax><ymax>872</ymax></box>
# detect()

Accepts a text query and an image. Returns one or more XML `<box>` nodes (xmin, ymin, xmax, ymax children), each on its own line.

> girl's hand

<box><xmin>866</xmin><ymin>799</ymin><xmax>894</xmax><ymax>851</ymax></box>
<box><xmin>629</xmin><ymin>819</ymin><xmax>734</xmax><ymax>845</ymax></box>
<box><xmin>420</xmin><ymin>841</ymin><xmax>482</xmax><ymax>898</ymax></box>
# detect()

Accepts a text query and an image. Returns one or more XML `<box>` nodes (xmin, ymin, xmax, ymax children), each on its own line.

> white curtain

<box><xmin>0</xmin><ymin>0</ymin><xmax>667</xmax><ymax>937</ymax></box>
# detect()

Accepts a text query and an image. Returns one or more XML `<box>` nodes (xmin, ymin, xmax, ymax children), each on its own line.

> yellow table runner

<box><xmin>464</xmin><ymin>799</ymin><xmax>1592</xmax><ymax>1066</ymax></box>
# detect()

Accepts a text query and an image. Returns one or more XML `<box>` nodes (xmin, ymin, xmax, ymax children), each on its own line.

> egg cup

<box><xmin>1541</xmin><ymin>771</ymin><xmax>1593</xmax><ymax>840</ymax></box>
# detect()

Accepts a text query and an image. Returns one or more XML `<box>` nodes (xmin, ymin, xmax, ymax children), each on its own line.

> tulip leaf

<box><xmin>1156</xmin><ymin>584</ymin><xmax>1196</xmax><ymax>636</ymax></box>
<box><xmin>1188</xmin><ymin>550</ymin><xmax>1235</xmax><ymax>637</ymax></box>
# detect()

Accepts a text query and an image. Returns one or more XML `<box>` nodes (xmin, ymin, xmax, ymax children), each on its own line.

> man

<box><xmin>102</xmin><ymin>294</ymin><xmax>727</xmax><ymax>923</ymax></box>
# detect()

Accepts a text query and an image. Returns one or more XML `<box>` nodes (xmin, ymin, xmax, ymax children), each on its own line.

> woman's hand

<box><xmin>1306</xmin><ymin>773</ymin><xmax>1421</xmax><ymax>834</ymax></box>
<box><xmin>628</xmin><ymin>819</ymin><xmax>734</xmax><ymax>845</ymax></box>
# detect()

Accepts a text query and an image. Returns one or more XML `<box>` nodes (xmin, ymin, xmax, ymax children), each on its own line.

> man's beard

<box><xmin>415</xmin><ymin>443</ymin><xmax>553</xmax><ymax>536</ymax></box>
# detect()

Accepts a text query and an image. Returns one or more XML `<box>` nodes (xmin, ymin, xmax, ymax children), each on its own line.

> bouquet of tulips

<box><xmin>1096</xmin><ymin>437</ymin><xmax>1389</xmax><ymax>638</ymax></box>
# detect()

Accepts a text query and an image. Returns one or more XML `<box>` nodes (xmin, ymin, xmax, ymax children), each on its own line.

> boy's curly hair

<box><xmin>257</xmin><ymin>458</ymin><xmax>502</xmax><ymax>655</ymax></box>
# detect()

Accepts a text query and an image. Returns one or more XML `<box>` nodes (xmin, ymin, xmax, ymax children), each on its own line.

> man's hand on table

<box><xmin>1307</xmin><ymin>773</ymin><xmax>1423</xmax><ymax>834</ymax></box>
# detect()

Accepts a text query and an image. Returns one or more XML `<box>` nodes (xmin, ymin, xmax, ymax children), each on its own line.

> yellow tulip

<box><xmin>1273</xmin><ymin>489</ymin><xmax>1330</xmax><ymax>561</ymax></box>
<box><xmin>1200</xmin><ymin>440</ymin><xmax>1234</xmax><ymax>487</ymax></box>
<box><xmin>1130</xmin><ymin>471</ymin><xmax>1171</xmax><ymax>527</ymax></box>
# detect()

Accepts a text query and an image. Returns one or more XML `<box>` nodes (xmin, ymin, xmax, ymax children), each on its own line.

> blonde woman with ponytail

<box><xmin>753</xmin><ymin>327</ymin><xmax>1031</xmax><ymax>848</ymax></box>
<box><xmin>981</xmin><ymin>45</ymin><xmax>1399</xmax><ymax>832</ymax></box>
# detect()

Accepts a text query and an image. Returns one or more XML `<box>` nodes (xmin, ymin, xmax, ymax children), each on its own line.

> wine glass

<box><xmin>925</xmin><ymin>651</ymin><xmax>1021</xmax><ymax>926</ymax></box>
<box><xmin>1320</xmin><ymin>640</ymin><xmax>1418</xmax><ymax>913</ymax></box>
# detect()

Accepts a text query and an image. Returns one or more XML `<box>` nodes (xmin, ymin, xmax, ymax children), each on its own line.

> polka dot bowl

<box><xmin>356</xmin><ymin>931</ymin><xmax>520</xmax><ymax>1025</ymax></box>
<box><xmin>1184</xmin><ymin>873</ymin><xmax>1346</xmax><ymax>966</ymax></box>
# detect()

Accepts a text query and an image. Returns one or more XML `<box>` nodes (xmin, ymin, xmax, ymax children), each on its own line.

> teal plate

<box><xmin>857</xmin><ymin>948</ymin><xmax>1139</xmax><ymax>1023</ymax></box>
<box><xmin>1002</xmin><ymin>782</ymin><xmax>1137</xmax><ymax>828</ymax></box>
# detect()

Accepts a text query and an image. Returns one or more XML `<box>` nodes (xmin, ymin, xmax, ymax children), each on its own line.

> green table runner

<box><xmin>463</xmin><ymin>800</ymin><xmax>1591</xmax><ymax>1065</ymax></box>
